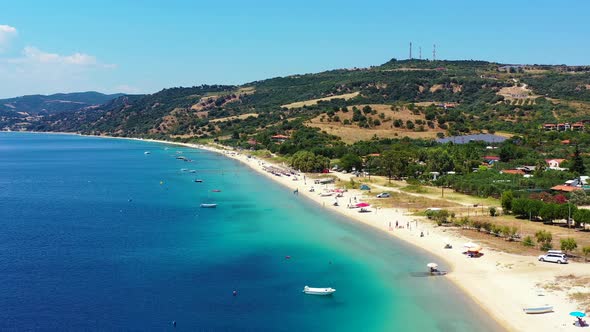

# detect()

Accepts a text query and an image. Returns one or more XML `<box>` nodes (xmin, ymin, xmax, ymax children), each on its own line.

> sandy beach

<box><xmin>188</xmin><ymin>142</ymin><xmax>589</xmax><ymax>332</ymax></box>
<box><xmin>56</xmin><ymin>134</ymin><xmax>590</xmax><ymax>331</ymax></box>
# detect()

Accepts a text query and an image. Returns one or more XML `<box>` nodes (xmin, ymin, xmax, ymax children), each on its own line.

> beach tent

<box><xmin>356</xmin><ymin>202</ymin><xmax>370</xmax><ymax>208</ymax></box>
<box><xmin>360</xmin><ymin>184</ymin><xmax>370</xmax><ymax>190</ymax></box>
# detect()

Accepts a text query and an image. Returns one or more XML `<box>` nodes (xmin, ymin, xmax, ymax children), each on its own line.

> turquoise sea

<box><xmin>0</xmin><ymin>132</ymin><xmax>503</xmax><ymax>331</ymax></box>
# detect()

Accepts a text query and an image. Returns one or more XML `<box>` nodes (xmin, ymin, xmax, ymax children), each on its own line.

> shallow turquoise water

<box><xmin>0</xmin><ymin>132</ymin><xmax>502</xmax><ymax>331</ymax></box>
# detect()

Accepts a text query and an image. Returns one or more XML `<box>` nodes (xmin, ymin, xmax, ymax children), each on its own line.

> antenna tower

<box><xmin>419</xmin><ymin>47</ymin><xmax>422</xmax><ymax>60</ymax></box>
<box><xmin>409</xmin><ymin>42</ymin><xmax>413</xmax><ymax>59</ymax></box>
<box><xmin>433</xmin><ymin>44</ymin><xmax>436</xmax><ymax>61</ymax></box>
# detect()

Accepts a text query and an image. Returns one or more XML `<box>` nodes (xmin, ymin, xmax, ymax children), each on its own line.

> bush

<box><xmin>583</xmin><ymin>246</ymin><xmax>590</xmax><ymax>261</ymax></box>
<box><xmin>560</xmin><ymin>238</ymin><xmax>577</xmax><ymax>254</ymax></box>
<box><xmin>489</xmin><ymin>207</ymin><xmax>497</xmax><ymax>217</ymax></box>
<box><xmin>540</xmin><ymin>242</ymin><xmax>553</xmax><ymax>251</ymax></box>
<box><xmin>522</xmin><ymin>236</ymin><xmax>535</xmax><ymax>247</ymax></box>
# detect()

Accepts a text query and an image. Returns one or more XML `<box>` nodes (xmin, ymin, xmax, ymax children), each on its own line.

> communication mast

<box><xmin>409</xmin><ymin>42</ymin><xmax>413</xmax><ymax>59</ymax></box>
<box><xmin>419</xmin><ymin>47</ymin><xmax>422</xmax><ymax>60</ymax></box>
<box><xmin>433</xmin><ymin>44</ymin><xmax>437</xmax><ymax>61</ymax></box>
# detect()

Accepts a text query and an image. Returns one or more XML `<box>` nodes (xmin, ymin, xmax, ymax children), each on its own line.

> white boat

<box><xmin>200</xmin><ymin>203</ymin><xmax>217</xmax><ymax>208</ymax></box>
<box><xmin>523</xmin><ymin>305</ymin><xmax>553</xmax><ymax>314</ymax></box>
<box><xmin>302</xmin><ymin>286</ymin><xmax>336</xmax><ymax>295</ymax></box>
<box><xmin>144</xmin><ymin>151</ymin><xmax>151</xmax><ymax>155</ymax></box>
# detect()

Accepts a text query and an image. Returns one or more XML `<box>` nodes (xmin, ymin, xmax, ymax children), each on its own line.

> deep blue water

<box><xmin>0</xmin><ymin>133</ymin><xmax>502</xmax><ymax>331</ymax></box>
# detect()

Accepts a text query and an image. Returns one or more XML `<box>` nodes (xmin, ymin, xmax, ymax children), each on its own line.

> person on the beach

<box><xmin>395</xmin><ymin>221</ymin><xmax>399</xmax><ymax>228</ymax></box>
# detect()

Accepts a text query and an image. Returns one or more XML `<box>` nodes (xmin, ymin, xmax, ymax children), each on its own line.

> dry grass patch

<box><xmin>281</xmin><ymin>92</ymin><xmax>360</xmax><ymax>109</ymax></box>
<box><xmin>497</xmin><ymin>85</ymin><xmax>538</xmax><ymax>100</ymax></box>
<box><xmin>210</xmin><ymin>113</ymin><xmax>258</xmax><ymax>123</ymax></box>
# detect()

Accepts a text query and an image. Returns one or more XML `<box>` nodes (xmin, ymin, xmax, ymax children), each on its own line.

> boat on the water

<box><xmin>144</xmin><ymin>151</ymin><xmax>151</xmax><ymax>155</ymax></box>
<box><xmin>523</xmin><ymin>305</ymin><xmax>553</xmax><ymax>314</ymax></box>
<box><xmin>200</xmin><ymin>203</ymin><xmax>217</xmax><ymax>208</ymax></box>
<box><xmin>302</xmin><ymin>286</ymin><xmax>336</xmax><ymax>295</ymax></box>
<box><xmin>194</xmin><ymin>179</ymin><xmax>203</xmax><ymax>183</ymax></box>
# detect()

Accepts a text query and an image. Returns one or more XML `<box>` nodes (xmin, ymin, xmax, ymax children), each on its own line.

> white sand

<box><xmin>82</xmin><ymin>135</ymin><xmax>590</xmax><ymax>331</ymax></box>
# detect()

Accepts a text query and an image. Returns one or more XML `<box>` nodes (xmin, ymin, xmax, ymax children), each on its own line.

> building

<box><xmin>501</xmin><ymin>169</ymin><xmax>525</xmax><ymax>175</ymax></box>
<box><xmin>542</xmin><ymin>122</ymin><xmax>584</xmax><ymax>132</ymax></box>
<box><xmin>270</xmin><ymin>134</ymin><xmax>290</xmax><ymax>143</ymax></box>
<box><xmin>545</xmin><ymin>159</ymin><xmax>566</xmax><ymax>170</ymax></box>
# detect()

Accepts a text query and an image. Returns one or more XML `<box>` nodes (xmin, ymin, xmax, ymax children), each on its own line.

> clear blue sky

<box><xmin>0</xmin><ymin>0</ymin><xmax>588</xmax><ymax>98</ymax></box>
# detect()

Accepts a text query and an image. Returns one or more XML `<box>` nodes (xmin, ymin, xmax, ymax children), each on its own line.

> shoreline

<box><xmin>9</xmin><ymin>131</ymin><xmax>590</xmax><ymax>331</ymax></box>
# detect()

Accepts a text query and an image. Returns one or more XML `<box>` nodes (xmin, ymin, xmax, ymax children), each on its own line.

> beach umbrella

<box><xmin>463</xmin><ymin>242</ymin><xmax>477</xmax><ymax>248</ymax></box>
<box><xmin>427</xmin><ymin>263</ymin><xmax>438</xmax><ymax>269</ymax></box>
<box><xmin>570</xmin><ymin>311</ymin><xmax>586</xmax><ymax>317</ymax></box>
<box><xmin>356</xmin><ymin>202</ymin><xmax>370</xmax><ymax>208</ymax></box>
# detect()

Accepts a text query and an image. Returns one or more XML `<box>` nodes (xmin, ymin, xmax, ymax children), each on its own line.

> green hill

<box><xmin>7</xmin><ymin>59</ymin><xmax>590</xmax><ymax>145</ymax></box>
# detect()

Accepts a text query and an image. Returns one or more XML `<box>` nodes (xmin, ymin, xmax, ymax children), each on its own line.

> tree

<box><xmin>290</xmin><ymin>150</ymin><xmax>329</xmax><ymax>173</ymax></box>
<box><xmin>501</xmin><ymin>190</ymin><xmax>514</xmax><ymax>213</ymax></box>
<box><xmin>539</xmin><ymin>203</ymin><xmax>559</xmax><ymax>223</ymax></box>
<box><xmin>535</xmin><ymin>229</ymin><xmax>553</xmax><ymax>250</ymax></box>
<box><xmin>573</xmin><ymin>208</ymin><xmax>590</xmax><ymax>228</ymax></box>
<box><xmin>511</xmin><ymin>198</ymin><xmax>528</xmax><ymax>217</ymax></box>
<box><xmin>560</xmin><ymin>238</ymin><xmax>577</xmax><ymax>255</ymax></box>
<box><xmin>379</xmin><ymin>150</ymin><xmax>397</xmax><ymax>182</ymax></box>
<box><xmin>339</xmin><ymin>153</ymin><xmax>362</xmax><ymax>172</ymax></box>
<box><xmin>569</xmin><ymin>190</ymin><xmax>590</xmax><ymax>206</ymax></box>
<box><xmin>571</xmin><ymin>144</ymin><xmax>585</xmax><ymax>175</ymax></box>
<box><xmin>535</xmin><ymin>230</ymin><xmax>552</xmax><ymax>244</ymax></box>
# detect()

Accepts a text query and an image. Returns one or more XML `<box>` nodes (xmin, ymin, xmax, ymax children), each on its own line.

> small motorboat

<box><xmin>144</xmin><ymin>151</ymin><xmax>151</xmax><ymax>155</ymax></box>
<box><xmin>523</xmin><ymin>305</ymin><xmax>554</xmax><ymax>314</ymax></box>
<box><xmin>189</xmin><ymin>170</ymin><xmax>196</xmax><ymax>173</ymax></box>
<box><xmin>212</xmin><ymin>189</ymin><xmax>221</xmax><ymax>192</ymax></box>
<box><xmin>194</xmin><ymin>179</ymin><xmax>203</xmax><ymax>183</ymax></box>
<box><xmin>302</xmin><ymin>286</ymin><xmax>336</xmax><ymax>296</ymax></box>
<box><xmin>200</xmin><ymin>203</ymin><xmax>217</xmax><ymax>208</ymax></box>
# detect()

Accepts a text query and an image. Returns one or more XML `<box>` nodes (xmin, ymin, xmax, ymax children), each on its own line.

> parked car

<box><xmin>538</xmin><ymin>253</ymin><xmax>568</xmax><ymax>264</ymax></box>
<box><xmin>376</xmin><ymin>192</ymin><xmax>391</xmax><ymax>198</ymax></box>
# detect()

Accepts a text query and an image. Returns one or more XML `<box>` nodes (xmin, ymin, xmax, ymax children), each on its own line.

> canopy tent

<box><xmin>356</xmin><ymin>202</ymin><xmax>370</xmax><ymax>208</ymax></box>
<box><xmin>427</xmin><ymin>263</ymin><xmax>438</xmax><ymax>269</ymax></box>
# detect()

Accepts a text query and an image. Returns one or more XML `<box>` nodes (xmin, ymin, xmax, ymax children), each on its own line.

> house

<box><xmin>501</xmin><ymin>169</ymin><xmax>525</xmax><ymax>175</ymax></box>
<box><xmin>271</xmin><ymin>134</ymin><xmax>289</xmax><ymax>143</ymax></box>
<box><xmin>542</xmin><ymin>123</ymin><xmax>584</xmax><ymax>132</ymax></box>
<box><xmin>572</xmin><ymin>122</ymin><xmax>584</xmax><ymax>131</ymax></box>
<box><xmin>552</xmin><ymin>176</ymin><xmax>590</xmax><ymax>192</ymax></box>
<box><xmin>483</xmin><ymin>156</ymin><xmax>500</xmax><ymax>164</ymax></box>
<box><xmin>550</xmin><ymin>185</ymin><xmax>582</xmax><ymax>192</ymax></box>
<box><xmin>545</xmin><ymin>159</ymin><xmax>566</xmax><ymax>170</ymax></box>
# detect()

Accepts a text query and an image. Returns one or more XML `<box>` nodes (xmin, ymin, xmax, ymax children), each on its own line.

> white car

<box><xmin>376</xmin><ymin>192</ymin><xmax>391</xmax><ymax>198</ymax></box>
<box><xmin>538</xmin><ymin>253</ymin><xmax>568</xmax><ymax>264</ymax></box>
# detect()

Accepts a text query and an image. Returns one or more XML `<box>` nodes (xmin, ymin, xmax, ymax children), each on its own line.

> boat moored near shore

<box><xmin>303</xmin><ymin>286</ymin><xmax>336</xmax><ymax>295</ymax></box>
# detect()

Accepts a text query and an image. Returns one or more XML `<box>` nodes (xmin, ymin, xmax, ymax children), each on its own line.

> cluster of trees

<box><xmin>501</xmin><ymin>191</ymin><xmax>590</xmax><ymax>227</ymax></box>
<box><xmin>290</xmin><ymin>150</ymin><xmax>330</xmax><ymax>172</ymax></box>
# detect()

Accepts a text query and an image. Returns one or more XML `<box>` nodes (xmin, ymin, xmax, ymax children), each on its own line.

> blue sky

<box><xmin>0</xmin><ymin>0</ymin><xmax>588</xmax><ymax>98</ymax></box>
